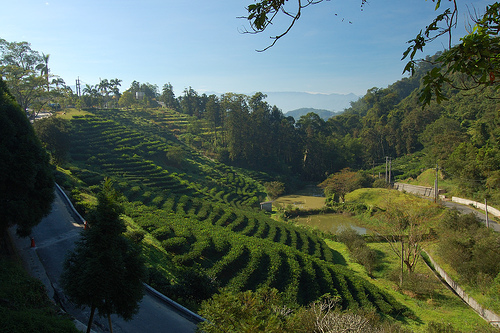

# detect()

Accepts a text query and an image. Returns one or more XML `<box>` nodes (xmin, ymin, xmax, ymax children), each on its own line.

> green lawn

<box><xmin>56</xmin><ymin>108</ymin><xmax>91</xmax><ymax>119</ymax></box>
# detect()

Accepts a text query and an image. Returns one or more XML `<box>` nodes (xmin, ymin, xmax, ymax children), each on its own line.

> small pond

<box><xmin>274</xmin><ymin>188</ymin><xmax>369</xmax><ymax>235</ymax></box>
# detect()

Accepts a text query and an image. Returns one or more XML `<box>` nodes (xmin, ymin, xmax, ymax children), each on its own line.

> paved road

<box><xmin>11</xmin><ymin>189</ymin><xmax>199</xmax><ymax>333</ymax></box>
<box><xmin>441</xmin><ymin>199</ymin><xmax>500</xmax><ymax>232</ymax></box>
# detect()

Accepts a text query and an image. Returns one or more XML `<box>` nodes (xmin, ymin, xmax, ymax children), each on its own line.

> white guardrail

<box><xmin>423</xmin><ymin>250</ymin><xmax>500</xmax><ymax>327</ymax></box>
<box><xmin>54</xmin><ymin>183</ymin><xmax>205</xmax><ymax>323</ymax></box>
<box><xmin>451</xmin><ymin>197</ymin><xmax>500</xmax><ymax>217</ymax></box>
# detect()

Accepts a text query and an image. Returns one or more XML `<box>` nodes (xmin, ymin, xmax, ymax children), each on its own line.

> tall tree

<box><xmin>109</xmin><ymin>78</ymin><xmax>122</xmax><ymax>106</ymax></box>
<box><xmin>0</xmin><ymin>77</ymin><xmax>54</xmax><ymax>238</ymax></box>
<box><xmin>36</xmin><ymin>52</ymin><xmax>50</xmax><ymax>92</ymax></box>
<box><xmin>60</xmin><ymin>179</ymin><xmax>146</xmax><ymax>333</ymax></box>
<box><xmin>160</xmin><ymin>82</ymin><xmax>179</xmax><ymax>110</ymax></box>
<box><xmin>204</xmin><ymin>94</ymin><xmax>221</xmax><ymax>148</ymax></box>
<box><xmin>319</xmin><ymin>168</ymin><xmax>363</xmax><ymax>203</ymax></box>
<box><xmin>0</xmin><ymin>38</ymin><xmax>48</xmax><ymax>114</ymax></box>
<box><xmin>179</xmin><ymin>86</ymin><xmax>199</xmax><ymax>116</ymax></box>
<box><xmin>82</xmin><ymin>84</ymin><xmax>99</xmax><ymax>108</ymax></box>
<box><xmin>33</xmin><ymin>116</ymin><xmax>72</xmax><ymax>164</ymax></box>
<box><xmin>221</xmin><ymin>93</ymin><xmax>250</xmax><ymax>163</ymax></box>
<box><xmin>380</xmin><ymin>202</ymin><xmax>432</xmax><ymax>287</ymax></box>
<box><xmin>98</xmin><ymin>79</ymin><xmax>110</xmax><ymax>108</ymax></box>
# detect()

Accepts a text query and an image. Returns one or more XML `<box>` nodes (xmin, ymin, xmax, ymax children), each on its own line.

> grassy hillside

<box><xmin>56</xmin><ymin>107</ymin><xmax>412</xmax><ymax>321</ymax></box>
<box><xmin>0</xmin><ymin>258</ymin><xmax>79</xmax><ymax>333</ymax></box>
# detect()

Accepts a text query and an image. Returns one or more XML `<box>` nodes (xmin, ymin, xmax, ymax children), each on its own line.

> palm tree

<box><xmin>51</xmin><ymin>77</ymin><xmax>65</xmax><ymax>90</ymax></box>
<box><xmin>36</xmin><ymin>53</ymin><xmax>50</xmax><ymax>92</ymax></box>
<box><xmin>82</xmin><ymin>84</ymin><xmax>99</xmax><ymax>108</ymax></box>
<box><xmin>82</xmin><ymin>84</ymin><xmax>97</xmax><ymax>96</ymax></box>
<box><xmin>109</xmin><ymin>78</ymin><xmax>122</xmax><ymax>107</ymax></box>
<box><xmin>110</xmin><ymin>78</ymin><xmax>121</xmax><ymax>96</ymax></box>
<box><xmin>98</xmin><ymin>79</ymin><xmax>110</xmax><ymax>108</ymax></box>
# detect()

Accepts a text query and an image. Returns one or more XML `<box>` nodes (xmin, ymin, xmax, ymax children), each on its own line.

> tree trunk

<box><xmin>108</xmin><ymin>313</ymin><xmax>113</xmax><ymax>333</ymax></box>
<box><xmin>400</xmin><ymin>237</ymin><xmax>404</xmax><ymax>288</ymax></box>
<box><xmin>86</xmin><ymin>304</ymin><xmax>96</xmax><ymax>333</ymax></box>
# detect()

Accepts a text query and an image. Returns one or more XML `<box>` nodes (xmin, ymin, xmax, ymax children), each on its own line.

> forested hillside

<box><xmin>147</xmin><ymin>58</ymin><xmax>498</xmax><ymax>205</ymax></box>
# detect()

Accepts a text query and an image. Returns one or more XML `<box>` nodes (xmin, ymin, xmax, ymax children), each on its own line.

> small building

<box><xmin>135</xmin><ymin>91</ymin><xmax>145</xmax><ymax>100</ymax></box>
<box><xmin>260</xmin><ymin>201</ymin><xmax>273</xmax><ymax>212</ymax></box>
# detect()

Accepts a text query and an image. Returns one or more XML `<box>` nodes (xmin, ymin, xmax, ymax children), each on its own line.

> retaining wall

<box><xmin>423</xmin><ymin>250</ymin><xmax>500</xmax><ymax>327</ymax></box>
<box><xmin>393</xmin><ymin>182</ymin><xmax>445</xmax><ymax>198</ymax></box>
<box><xmin>451</xmin><ymin>197</ymin><xmax>500</xmax><ymax>217</ymax></box>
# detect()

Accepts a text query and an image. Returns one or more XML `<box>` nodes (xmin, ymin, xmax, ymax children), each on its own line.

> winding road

<box><xmin>440</xmin><ymin>199</ymin><xmax>500</xmax><ymax>232</ymax></box>
<box><xmin>10</xmin><ymin>189</ymin><xmax>199</xmax><ymax>333</ymax></box>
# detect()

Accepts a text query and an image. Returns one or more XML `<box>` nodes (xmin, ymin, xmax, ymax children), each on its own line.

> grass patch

<box><xmin>324</xmin><ymin>240</ymin><xmax>494</xmax><ymax>332</ymax></box>
<box><xmin>0</xmin><ymin>258</ymin><xmax>79</xmax><ymax>333</ymax></box>
<box><xmin>273</xmin><ymin>194</ymin><xmax>326</xmax><ymax>210</ymax></box>
<box><xmin>346</xmin><ymin>187</ymin><xmax>412</xmax><ymax>209</ymax></box>
<box><xmin>426</xmin><ymin>241</ymin><xmax>500</xmax><ymax>316</ymax></box>
<box><xmin>405</xmin><ymin>168</ymin><xmax>459</xmax><ymax>195</ymax></box>
<box><xmin>56</xmin><ymin>108</ymin><xmax>91</xmax><ymax>119</ymax></box>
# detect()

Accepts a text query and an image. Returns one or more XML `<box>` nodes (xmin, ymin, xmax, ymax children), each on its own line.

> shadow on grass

<box><xmin>330</xmin><ymin>248</ymin><xmax>347</xmax><ymax>266</ymax></box>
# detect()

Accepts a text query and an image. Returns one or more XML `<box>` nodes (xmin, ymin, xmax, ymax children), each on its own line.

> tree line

<box><xmin>3</xmin><ymin>36</ymin><xmax>499</xmax><ymax>199</ymax></box>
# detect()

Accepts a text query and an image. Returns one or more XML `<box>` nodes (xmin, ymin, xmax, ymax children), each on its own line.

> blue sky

<box><xmin>0</xmin><ymin>0</ymin><xmax>490</xmax><ymax>97</ymax></box>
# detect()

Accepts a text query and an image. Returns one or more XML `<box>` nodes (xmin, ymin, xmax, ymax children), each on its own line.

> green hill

<box><xmin>57</xmin><ymin>107</ymin><xmax>411</xmax><ymax>319</ymax></box>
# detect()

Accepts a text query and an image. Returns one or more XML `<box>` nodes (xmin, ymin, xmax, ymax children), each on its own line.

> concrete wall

<box><xmin>393</xmin><ymin>182</ymin><xmax>445</xmax><ymax>198</ymax></box>
<box><xmin>451</xmin><ymin>197</ymin><xmax>500</xmax><ymax>217</ymax></box>
<box><xmin>422</xmin><ymin>250</ymin><xmax>500</xmax><ymax>327</ymax></box>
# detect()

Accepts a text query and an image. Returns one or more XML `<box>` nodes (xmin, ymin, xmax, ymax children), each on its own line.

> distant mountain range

<box><xmin>284</xmin><ymin>108</ymin><xmax>340</xmax><ymax>121</ymax></box>
<box><xmin>260</xmin><ymin>91</ymin><xmax>359</xmax><ymax>113</ymax></box>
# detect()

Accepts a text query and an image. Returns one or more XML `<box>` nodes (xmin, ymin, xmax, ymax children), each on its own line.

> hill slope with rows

<box><xmin>62</xmin><ymin>108</ymin><xmax>410</xmax><ymax>317</ymax></box>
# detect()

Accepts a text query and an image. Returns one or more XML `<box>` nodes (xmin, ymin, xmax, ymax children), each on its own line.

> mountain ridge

<box><xmin>285</xmin><ymin>108</ymin><xmax>340</xmax><ymax>121</ymax></box>
<box><xmin>259</xmin><ymin>91</ymin><xmax>359</xmax><ymax>113</ymax></box>
<box><xmin>204</xmin><ymin>91</ymin><xmax>359</xmax><ymax>113</ymax></box>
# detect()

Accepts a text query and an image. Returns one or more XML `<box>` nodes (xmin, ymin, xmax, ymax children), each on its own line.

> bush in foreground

<box><xmin>198</xmin><ymin>288</ymin><xmax>411</xmax><ymax>333</ymax></box>
<box><xmin>0</xmin><ymin>259</ymin><xmax>79</xmax><ymax>333</ymax></box>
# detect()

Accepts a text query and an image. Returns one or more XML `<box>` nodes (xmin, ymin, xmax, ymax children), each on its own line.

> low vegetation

<box><xmin>0</xmin><ymin>258</ymin><xmax>79</xmax><ymax>333</ymax></box>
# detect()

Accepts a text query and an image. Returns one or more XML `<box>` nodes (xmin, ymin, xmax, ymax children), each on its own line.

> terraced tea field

<box><xmin>63</xmin><ymin>108</ymin><xmax>410</xmax><ymax>317</ymax></box>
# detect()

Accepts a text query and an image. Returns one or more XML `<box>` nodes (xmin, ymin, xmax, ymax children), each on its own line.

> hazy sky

<box><xmin>0</xmin><ymin>0</ymin><xmax>490</xmax><ymax>97</ymax></box>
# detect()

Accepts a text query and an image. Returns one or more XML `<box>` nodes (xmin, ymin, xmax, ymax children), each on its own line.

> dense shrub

<box><xmin>337</xmin><ymin>229</ymin><xmax>378</xmax><ymax>276</ymax></box>
<box><xmin>388</xmin><ymin>270</ymin><xmax>437</xmax><ymax>299</ymax></box>
<box><xmin>199</xmin><ymin>289</ymin><xmax>411</xmax><ymax>333</ymax></box>
<box><xmin>438</xmin><ymin>210</ymin><xmax>500</xmax><ymax>285</ymax></box>
<box><xmin>125</xmin><ymin>229</ymin><xmax>146</xmax><ymax>244</ymax></box>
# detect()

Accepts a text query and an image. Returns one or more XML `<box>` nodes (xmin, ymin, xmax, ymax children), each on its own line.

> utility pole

<box><xmin>385</xmin><ymin>156</ymin><xmax>388</xmax><ymax>184</ymax></box>
<box><xmin>389</xmin><ymin>158</ymin><xmax>392</xmax><ymax>187</ymax></box>
<box><xmin>76</xmin><ymin>77</ymin><xmax>81</xmax><ymax>97</ymax></box>
<box><xmin>485</xmin><ymin>198</ymin><xmax>490</xmax><ymax>228</ymax></box>
<box><xmin>434</xmin><ymin>164</ymin><xmax>439</xmax><ymax>203</ymax></box>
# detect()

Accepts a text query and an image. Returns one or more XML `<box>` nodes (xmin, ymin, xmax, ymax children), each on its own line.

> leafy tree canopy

<box><xmin>33</xmin><ymin>116</ymin><xmax>71</xmax><ymax>164</ymax></box>
<box><xmin>0</xmin><ymin>77</ymin><xmax>54</xmax><ymax>237</ymax></box>
<box><xmin>319</xmin><ymin>168</ymin><xmax>367</xmax><ymax>203</ymax></box>
<box><xmin>0</xmin><ymin>38</ymin><xmax>69</xmax><ymax>115</ymax></box>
